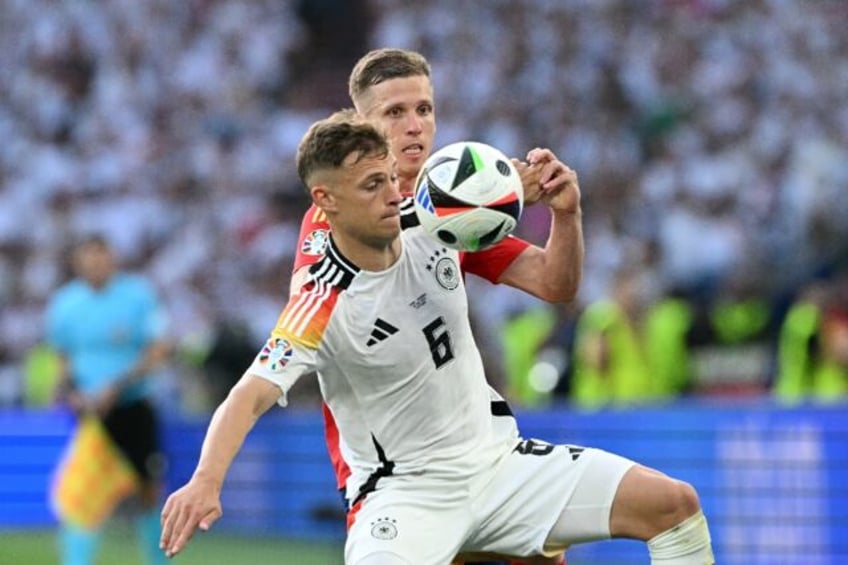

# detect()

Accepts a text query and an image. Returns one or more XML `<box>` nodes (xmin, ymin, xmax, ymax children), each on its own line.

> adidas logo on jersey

<box><xmin>568</xmin><ymin>446</ymin><xmax>584</xmax><ymax>461</ymax></box>
<box><xmin>367</xmin><ymin>318</ymin><xmax>399</xmax><ymax>346</ymax></box>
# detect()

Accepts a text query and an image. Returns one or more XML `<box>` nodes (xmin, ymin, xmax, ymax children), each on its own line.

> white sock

<box><xmin>647</xmin><ymin>510</ymin><xmax>715</xmax><ymax>564</ymax></box>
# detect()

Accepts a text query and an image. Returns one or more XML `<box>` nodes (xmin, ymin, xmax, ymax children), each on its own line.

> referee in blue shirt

<box><xmin>47</xmin><ymin>234</ymin><xmax>170</xmax><ymax>565</ymax></box>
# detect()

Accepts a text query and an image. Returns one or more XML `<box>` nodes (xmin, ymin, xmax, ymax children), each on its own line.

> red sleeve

<box><xmin>459</xmin><ymin>235</ymin><xmax>530</xmax><ymax>283</ymax></box>
<box><xmin>293</xmin><ymin>204</ymin><xmax>331</xmax><ymax>273</ymax></box>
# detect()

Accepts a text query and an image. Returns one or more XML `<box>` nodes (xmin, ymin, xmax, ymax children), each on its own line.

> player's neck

<box><xmin>83</xmin><ymin>273</ymin><xmax>113</xmax><ymax>290</ymax></box>
<box><xmin>331</xmin><ymin>232</ymin><xmax>402</xmax><ymax>272</ymax></box>
<box><xmin>399</xmin><ymin>175</ymin><xmax>415</xmax><ymax>197</ymax></box>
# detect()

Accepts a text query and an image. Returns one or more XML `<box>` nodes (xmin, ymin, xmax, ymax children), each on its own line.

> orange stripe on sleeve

<box><xmin>274</xmin><ymin>282</ymin><xmax>342</xmax><ymax>349</ymax></box>
<box><xmin>312</xmin><ymin>208</ymin><xmax>327</xmax><ymax>223</ymax></box>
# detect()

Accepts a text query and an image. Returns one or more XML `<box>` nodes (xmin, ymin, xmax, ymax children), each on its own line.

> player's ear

<box><xmin>311</xmin><ymin>184</ymin><xmax>338</xmax><ymax>213</ymax></box>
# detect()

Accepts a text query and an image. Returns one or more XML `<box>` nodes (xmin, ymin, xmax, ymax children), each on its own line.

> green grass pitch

<box><xmin>0</xmin><ymin>528</ymin><xmax>345</xmax><ymax>565</ymax></box>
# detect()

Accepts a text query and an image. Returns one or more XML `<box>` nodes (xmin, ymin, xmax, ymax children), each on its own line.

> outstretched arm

<box><xmin>159</xmin><ymin>374</ymin><xmax>281</xmax><ymax>557</ymax></box>
<box><xmin>499</xmin><ymin>148</ymin><xmax>583</xmax><ymax>303</ymax></box>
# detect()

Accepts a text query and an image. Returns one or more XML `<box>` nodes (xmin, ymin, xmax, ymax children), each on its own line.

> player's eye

<box><xmin>417</xmin><ymin>104</ymin><xmax>433</xmax><ymax>116</ymax></box>
<box><xmin>364</xmin><ymin>177</ymin><xmax>384</xmax><ymax>191</ymax></box>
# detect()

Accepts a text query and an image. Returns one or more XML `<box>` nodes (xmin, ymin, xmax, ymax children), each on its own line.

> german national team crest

<box><xmin>434</xmin><ymin>257</ymin><xmax>459</xmax><ymax>290</ymax></box>
<box><xmin>370</xmin><ymin>517</ymin><xmax>398</xmax><ymax>540</ymax></box>
<box><xmin>301</xmin><ymin>229</ymin><xmax>329</xmax><ymax>256</ymax></box>
<box><xmin>258</xmin><ymin>338</ymin><xmax>293</xmax><ymax>371</ymax></box>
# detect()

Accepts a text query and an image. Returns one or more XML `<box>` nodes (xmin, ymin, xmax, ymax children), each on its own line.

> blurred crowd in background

<box><xmin>1</xmin><ymin>0</ymin><xmax>846</xmax><ymax>414</ymax></box>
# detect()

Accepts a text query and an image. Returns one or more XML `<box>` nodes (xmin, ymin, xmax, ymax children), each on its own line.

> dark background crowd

<box><xmin>1</xmin><ymin>0</ymin><xmax>846</xmax><ymax>413</ymax></box>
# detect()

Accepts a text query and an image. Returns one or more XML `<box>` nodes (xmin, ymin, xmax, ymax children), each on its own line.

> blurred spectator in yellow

<box><xmin>500</xmin><ymin>302</ymin><xmax>583</xmax><ymax>408</ymax></box>
<box><xmin>775</xmin><ymin>277</ymin><xmax>848</xmax><ymax>403</ymax></box>
<box><xmin>22</xmin><ymin>342</ymin><xmax>63</xmax><ymax>407</ymax></box>
<box><xmin>644</xmin><ymin>288</ymin><xmax>695</xmax><ymax>398</ymax></box>
<box><xmin>689</xmin><ymin>269</ymin><xmax>775</xmax><ymax>396</ymax></box>
<box><xmin>572</xmin><ymin>267</ymin><xmax>693</xmax><ymax>408</ymax></box>
<box><xmin>501</xmin><ymin>305</ymin><xmax>559</xmax><ymax>408</ymax></box>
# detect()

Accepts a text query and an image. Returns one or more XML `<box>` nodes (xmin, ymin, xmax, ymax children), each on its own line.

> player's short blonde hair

<box><xmin>348</xmin><ymin>48</ymin><xmax>431</xmax><ymax>106</ymax></box>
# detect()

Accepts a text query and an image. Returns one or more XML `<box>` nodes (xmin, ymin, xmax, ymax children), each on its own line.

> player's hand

<box><xmin>93</xmin><ymin>385</ymin><xmax>120</xmax><ymax>417</ymax></box>
<box><xmin>63</xmin><ymin>390</ymin><xmax>89</xmax><ymax>415</ymax></box>
<box><xmin>524</xmin><ymin>148</ymin><xmax>580</xmax><ymax>214</ymax></box>
<box><xmin>512</xmin><ymin>159</ymin><xmax>545</xmax><ymax>205</ymax></box>
<box><xmin>160</xmin><ymin>477</ymin><xmax>223</xmax><ymax>558</ymax></box>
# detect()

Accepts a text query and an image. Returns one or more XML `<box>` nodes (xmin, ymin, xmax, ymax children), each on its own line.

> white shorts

<box><xmin>345</xmin><ymin>441</ymin><xmax>635</xmax><ymax>564</ymax></box>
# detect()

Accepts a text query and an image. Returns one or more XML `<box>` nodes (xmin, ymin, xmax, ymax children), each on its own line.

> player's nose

<box><xmin>404</xmin><ymin>113</ymin><xmax>423</xmax><ymax>134</ymax></box>
<box><xmin>385</xmin><ymin>179</ymin><xmax>403</xmax><ymax>205</ymax></box>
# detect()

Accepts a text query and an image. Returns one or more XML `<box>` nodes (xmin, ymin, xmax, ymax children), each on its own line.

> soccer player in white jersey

<box><xmin>297</xmin><ymin>49</ymin><xmax>576</xmax><ymax>565</ymax></box>
<box><xmin>160</xmin><ymin>113</ymin><xmax>715</xmax><ymax>564</ymax></box>
<box><xmin>295</xmin><ymin>49</ymin><xmax>573</xmax><ymax>565</ymax></box>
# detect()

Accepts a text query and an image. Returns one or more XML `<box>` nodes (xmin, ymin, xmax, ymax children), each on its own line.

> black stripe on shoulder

<box><xmin>307</xmin><ymin>236</ymin><xmax>359</xmax><ymax>290</ymax></box>
<box><xmin>400</xmin><ymin>196</ymin><xmax>420</xmax><ymax>230</ymax></box>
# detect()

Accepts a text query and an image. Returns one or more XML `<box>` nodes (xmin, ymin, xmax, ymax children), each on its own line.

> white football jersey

<box><xmin>249</xmin><ymin>212</ymin><xmax>519</xmax><ymax>504</ymax></box>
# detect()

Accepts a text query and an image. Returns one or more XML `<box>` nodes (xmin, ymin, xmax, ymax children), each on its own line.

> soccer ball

<box><xmin>413</xmin><ymin>141</ymin><xmax>523</xmax><ymax>251</ymax></box>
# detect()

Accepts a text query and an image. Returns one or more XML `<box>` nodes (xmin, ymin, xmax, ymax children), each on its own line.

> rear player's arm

<box><xmin>160</xmin><ymin>373</ymin><xmax>280</xmax><ymax>557</ymax></box>
<box><xmin>498</xmin><ymin>149</ymin><xmax>582</xmax><ymax>303</ymax></box>
<box><xmin>498</xmin><ymin>207</ymin><xmax>583</xmax><ymax>303</ymax></box>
